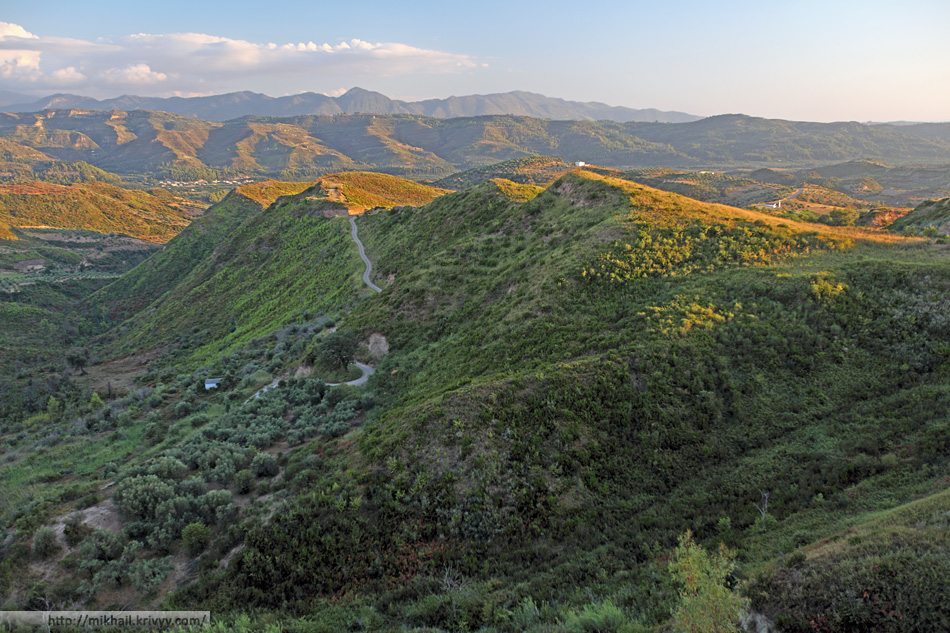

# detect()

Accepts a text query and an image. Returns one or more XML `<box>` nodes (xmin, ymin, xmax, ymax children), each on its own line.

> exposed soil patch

<box><xmin>366</xmin><ymin>333</ymin><xmax>389</xmax><ymax>360</ymax></box>
<box><xmin>77</xmin><ymin>349</ymin><xmax>164</xmax><ymax>396</ymax></box>
<box><xmin>220</xmin><ymin>544</ymin><xmax>245</xmax><ymax>569</ymax></box>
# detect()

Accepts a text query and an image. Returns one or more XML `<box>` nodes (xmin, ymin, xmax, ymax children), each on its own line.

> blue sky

<box><xmin>2</xmin><ymin>0</ymin><xmax>949</xmax><ymax>121</ymax></box>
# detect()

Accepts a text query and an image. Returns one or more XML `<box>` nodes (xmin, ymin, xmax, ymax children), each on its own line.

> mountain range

<box><xmin>1</xmin><ymin>87</ymin><xmax>702</xmax><ymax>124</ymax></box>
<box><xmin>4</xmin><ymin>108</ymin><xmax>950</xmax><ymax>184</ymax></box>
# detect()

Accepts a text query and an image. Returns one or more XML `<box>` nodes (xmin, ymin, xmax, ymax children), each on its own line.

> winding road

<box><xmin>327</xmin><ymin>361</ymin><xmax>375</xmax><ymax>387</ymax></box>
<box><xmin>247</xmin><ymin>217</ymin><xmax>380</xmax><ymax>400</ymax></box>
<box><xmin>250</xmin><ymin>361</ymin><xmax>375</xmax><ymax>399</ymax></box>
<box><xmin>755</xmin><ymin>188</ymin><xmax>804</xmax><ymax>209</ymax></box>
<box><xmin>350</xmin><ymin>216</ymin><xmax>382</xmax><ymax>293</ymax></box>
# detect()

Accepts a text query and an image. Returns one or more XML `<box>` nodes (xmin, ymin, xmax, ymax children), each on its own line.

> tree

<box><xmin>46</xmin><ymin>396</ymin><xmax>63</xmax><ymax>419</ymax></box>
<box><xmin>181</xmin><ymin>522</ymin><xmax>210</xmax><ymax>556</ymax></box>
<box><xmin>668</xmin><ymin>531</ymin><xmax>747</xmax><ymax>633</ymax></box>
<box><xmin>89</xmin><ymin>392</ymin><xmax>105</xmax><ymax>411</ymax></box>
<box><xmin>827</xmin><ymin>208</ymin><xmax>859</xmax><ymax>226</ymax></box>
<box><xmin>250</xmin><ymin>452</ymin><xmax>278</xmax><ymax>478</ymax></box>
<box><xmin>66</xmin><ymin>347</ymin><xmax>89</xmax><ymax>375</ymax></box>
<box><xmin>317</xmin><ymin>330</ymin><xmax>357</xmax><ymax>370</ymax></box>
<box><xmin>234</xmin><ymin>469</ymin><xmax>256</xmax><ymax>495</ymax></box>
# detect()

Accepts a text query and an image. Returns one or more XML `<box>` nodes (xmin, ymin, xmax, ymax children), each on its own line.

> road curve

<box><xmin>249</xmin><ymin>360</ymin><xmax>375</xmax><ymax>400</ymax></box>
<box><xmin>327</xmin><ymin>361</ymin><xmax>375</xmax><ymax>387</ymax></box>
<box><xmin>350</xmin><ymin>216</ymin><xmax>382</xmax><ymax>293</ymax></box>
<box><xmin>754</xmin><ymin>188</ymin><xmax>804</xmax><ymax>209</ymax></box>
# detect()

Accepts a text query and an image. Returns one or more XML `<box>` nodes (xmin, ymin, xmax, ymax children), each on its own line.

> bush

<box><xmin>562</xmin><ymin>601</ymin><xmax>627</xmax><ymax>633</ymax></box>
<box><xmin>63</xmin><ymin>515</ymin><xmax>89</xmax><ymax>547</ymax></box>
<box><xmin>668</xmin><ymin>531</ymin><xmax>747</xmax><ymax>633</ymax></box>
<box><xmin>182</xmin><ymin>523</ymin><xmax>211</xmax><ymax>556</ymax></box>
<box><xmin>33</xmin><ymin>527</ymin><xmax>59</xmax><ymax>559</ymax></box>
<box><xmin>129</xmin><ymin>556</ymin><xmax>173</xmax><ymax>593</ymax></box>
<box><xmin>175</xmin><ymin>401</ymin><xmax>193</xmax><ymax>419</ymax></box>
<box><xmin>113</xmin><ymin>475</ymin><xmax>175</xmax><ymax>521</ymax></box>
<box><xmin>234</xmin><ymin>469</ymin><xmax>256</xmax><ymax>495</ymax></box>
<box><xmin>251</xmin><ymin>453</ymin><xmax>279</xmax><ymax>478</ymax></box>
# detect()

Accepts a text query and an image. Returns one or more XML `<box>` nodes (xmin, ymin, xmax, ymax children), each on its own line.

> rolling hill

<box><xmin>4</xmin><ymin>111</ymin><xmax>950</xmax><ymax>186</ymax></box>
<box><xmin>889</xmin><ymin>197</ymin><xmax>950</xmax><ymax>235</ymax></box>
<box><xmin>1</xmin><ymin>170</ymin><xmax>948</xmax><ymax>632</ymax></box>
<box><xmin>99</xmin><ymin>172</ymin><xmax>447</xmax><ymax>364</ymax></box>
<box><xmin>0</xmin><ymin>181</ymin><xmax>201</xmax><ymax>242</ymax></box>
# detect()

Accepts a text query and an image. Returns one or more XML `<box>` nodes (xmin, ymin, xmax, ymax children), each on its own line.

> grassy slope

<box><xmin>312</xmin><ymin>171</ymin><xmax>449</xmax><ymax>212</ymax></box>
<box><xmin>91</xmin><ymin>181</ymin><xmax>318</xmax><ymax>344</ymax></box>
<box><xmin>89</xmin><ymin>181</ymin><xmax>312</xmax><ymax>321</ymax></box>
<box><xmin>177</xmin><ymin>172</ymin><xmax>949</xmax><ymax>629</ymax></box>
<box><xmin>890</xmin><ymin>197</ymin><xmax>950</xmax><ymax>235</ymax></box>
<box><xmin>0</xmin><ymin>182</ymin><xmax>198</xmax><ymax>242</ymax></box>
<box><xmin>106</xmin><ymin>174</ymin><xmax>446</xmax><ymax>367</ymax></box>
<box><xmin>433</xmin><ymin>156</ymin><xmax>572</xmax><ymax>190</ymax></box>
<box><xmin>3</xmin><ymin>171</ymin><xmax>949</xmax><ymax>631</ymax></box>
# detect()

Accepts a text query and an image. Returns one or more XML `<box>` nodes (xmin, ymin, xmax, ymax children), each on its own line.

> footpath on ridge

<box><xmin>249</xmin><ymin>218</ymin><xmax>382</xmax><ymax>400</ymax></box>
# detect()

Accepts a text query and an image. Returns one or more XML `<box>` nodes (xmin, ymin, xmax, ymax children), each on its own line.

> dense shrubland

<box><xmin>1</xmin><ymin>170</ymin><xmax>949</xmax><ymax>631</ymax></box>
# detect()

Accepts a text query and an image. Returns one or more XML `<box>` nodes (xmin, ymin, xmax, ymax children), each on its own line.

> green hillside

<box><xmin>191</xmin><ymin>172</ymin><xmax>948</xmax><ymax>630</ymax></box>
<box><xmin>88</xmin><ymin>181</ymin><xmax>307</xmax><ymax>321</ymax></box>
<box><xmin>1</xmin><ymin>171</ymin><xmax>949</xmax><ymax>632</ymax></box>
<box><xmin>0</xmin><ymin>181</ymin><xmax>200</xmax><ymax>243</ymax></box>
<box><xmin>103</xmin><ymin>173</ymin><xmax>446</xmax><ymax>366</ymax></box>
<box><xmin>433</xmin><ymin>156</ymin><xmax>572</xmax><ymax>190</ymax></box>
<box><xmin>890</xmin><ymin>197</ymin><xmax>950</xmax><ymax>236</ymax></box>
<box><xmin>622</xmin><ymin>167</ymin><xmax>793</xmax><ymax>206</ymax></box>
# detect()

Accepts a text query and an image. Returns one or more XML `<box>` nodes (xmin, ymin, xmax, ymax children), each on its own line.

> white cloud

<box><xmin>49</xmin><ymin>66</ymin><xmax>86</xmax><ymax>84</ymax></box>
<box><xmin>0</xmin><ymin>20</ymin><xmax>41</xmax><ymax>81</ymax></box>
<box><xmin>0</xmin><ymin>22</ymin><xmax>482</xmax><ymax>97</ymax></box>
<box><xmin>101</xmin><ymin>63</ymin><xmax>168</xmax><ymax>85</ymax></box>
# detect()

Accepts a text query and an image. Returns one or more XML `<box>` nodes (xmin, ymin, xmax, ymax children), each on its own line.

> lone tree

<box><xmin>66</xmin><ymin>347</ymin><xmax>89</xmax><ymax>375</ymax></box>
<box><xmin>668</xmin><ymin>530</ymin><xmax>747</xmax><ymax>633</ymax></box>
<box><xmin>317</xmin><ymin>330</ymin><xmax>357</xmax><ymax>370</ymax></box>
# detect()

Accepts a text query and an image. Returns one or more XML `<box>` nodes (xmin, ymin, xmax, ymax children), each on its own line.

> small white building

<box><xmin>204</xmin><ymin>378</ymin><xmax>222</xmax><ymax>390</ymax></box>
<box><xmin>575</xmin><ymin>161</ymin><xmax>586</xmax><ymax>167</ymax></box>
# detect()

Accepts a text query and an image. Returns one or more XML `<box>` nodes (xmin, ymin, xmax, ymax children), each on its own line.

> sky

<box><xmin>1</xmin><ymin>0</ymin><xmax>949</xmax><ymax>122</ymax></box>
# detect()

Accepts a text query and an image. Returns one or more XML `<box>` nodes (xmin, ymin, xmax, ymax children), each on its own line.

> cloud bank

<box><xmin>0</xmin><ymin>21</ymin><xmax>480</xmax><ymax>97</ymax></box>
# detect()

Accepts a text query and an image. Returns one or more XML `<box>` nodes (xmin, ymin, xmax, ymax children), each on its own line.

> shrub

<box><xmin>63</xmin><ymin>515</ymin><xmax>88</xmax><ymax>547</ymax></box>
<box><xmin>175</xmin><ymin>401</ymin><xmax>193</xmax><ymax>419</ymax></box>
<box><xmin>668</xmin><ymin>531</ymin><xmax>747</xmax><ymax>633</ymax></box>
<box><xmin>234</xmin><ymin>469</ymin><xmax>256</xmax><ymax>495</ymax></box>
<box><xmin>562</xmin><ymin>600</ymin><xmax>627</xmax><ymax>633</ymax></box>
<box><xmin>147</xmin><ymin>456</ymin><xmax>188</xmax><ymax>482</ymax></box>
<box><xmin>182</xmin><ymin>523</ymin><xmax>211</xmax><ymax>556</ymax></box>
<box><xmin>33</xmin><ymin>527</ymin><xmax>59</xmax><ymax>559</ymax></box>
<box><xmin>251</xmin><ymin>453</ymin><xmax>279</xmax><ymax>478</ymax></box>
<box><xmin>129</xmin><ymin>556</ymin><xmax>173</xmax><ymax>593</ymax></box>
<box><xmin>113</xmin><ymin>475</ymin><xmax>175</xmax><ymax>521</ymax></box>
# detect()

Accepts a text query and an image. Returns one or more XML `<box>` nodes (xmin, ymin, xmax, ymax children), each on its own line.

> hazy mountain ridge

<box><xmin>3</xmin><ymin>87</ymin><xmax>702</xmax><ymax>124</ymax></box>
